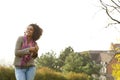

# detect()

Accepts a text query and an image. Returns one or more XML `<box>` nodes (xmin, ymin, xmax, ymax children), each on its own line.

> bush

<box><xmin>35</xmin><ymin>67</ymin><xmax>67</xmax><ymax>80</ymax></box>
<box><xmin>65</xmin><ymin>72</ymin><xmax>90</xmax><ymax>80</ymax></box>
<box><xmin>0</xmin><ymin>65</ymin><xmax>15</xmax><ymax>80</ymax></box>
<box><xmin>0</xmin><ymin>66</ymin><xmax>91</xmax><ymax>80</ymax></box>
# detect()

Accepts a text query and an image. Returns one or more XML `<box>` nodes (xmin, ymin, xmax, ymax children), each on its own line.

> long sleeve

<box><xmin>14</xmin><ymin>36</ymin><xmax>30</xmax><ymax>57</ymax></box>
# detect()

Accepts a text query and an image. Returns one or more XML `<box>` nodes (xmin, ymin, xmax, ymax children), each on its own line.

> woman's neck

<box><xmin>27</xmin><ymin>36</ymin><xmax>32</xmax><ymax>43</ymax></box>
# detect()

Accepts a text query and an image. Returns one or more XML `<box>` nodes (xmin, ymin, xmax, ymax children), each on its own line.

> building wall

<box><xmin>107</xmin><ymin>56</ymin><xmax>117</xmax><ymax>74</ymax></box>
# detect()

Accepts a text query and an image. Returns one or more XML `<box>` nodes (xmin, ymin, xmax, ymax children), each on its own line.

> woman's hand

<box><xmin>29</xmin><ymin>47</ymin><xmax>36</xmax><ymax>53</ymax></box>
<box><xmin>29</xmin><ymin>45</ymin><xmax>39</xmax><ymax>53</ymax></box>
<box><xmin>29</xmin><ymin>45</ymin><xmax>39</xmax><ymax>58</ymax></box>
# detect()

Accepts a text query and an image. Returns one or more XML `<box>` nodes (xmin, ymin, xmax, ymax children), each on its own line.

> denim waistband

<box><xmin>15</xmin><ymin>65</ymin><xmax>35</xmax><ymax>69</ymax></box>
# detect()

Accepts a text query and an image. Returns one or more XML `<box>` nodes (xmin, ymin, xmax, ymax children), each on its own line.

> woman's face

<box><xmin>26</xmin><ymin>26</ymin><xmax>34</xmax><ymax>37</ymax></box>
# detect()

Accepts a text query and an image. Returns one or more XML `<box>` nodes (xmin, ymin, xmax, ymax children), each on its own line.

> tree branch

<box><xmin>105</xmin><ymin>22</ymin><xmax>118</xmax><ymax>28</ymax></box>
<box><xmin>100</xmin><ymin>0</ymin><xmax>120</xmax><ymax>25</ymax></box>
<box><xmin>118</xmin><ymin>0</ymin><xmax>120</xmax><ymax>3</ymax></box>
<box><xmin>111</xmin><ymin>0</ymin><xmax>120</xmax><ymax>8</ymax></box>
<box><xmin>105</xmin><ymin>7</ymin><xmax>120</xmax><ymax>23</ymax></box>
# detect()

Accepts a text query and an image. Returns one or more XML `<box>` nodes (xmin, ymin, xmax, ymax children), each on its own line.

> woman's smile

<box><xmin>26</xmin><ymin>26</ymin><xmax>34</xmax><ymax>37</ymax></box>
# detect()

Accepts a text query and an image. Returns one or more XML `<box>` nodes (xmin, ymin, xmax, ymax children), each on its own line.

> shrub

<box><xmin>65</xmin><ymin>72</ymin><xmax>90</xmax><ymax>80</ymax></box>
<box><xmin>0</xmin><ymin>66</ymin><xmax>92</xmax><ymax>80</ymax></box>
<box><xmin>0</xmin><ymin>65</ymin><xmax>15</xmax><ymax>80</ymax></box>
<box><xmin>35</xmin><ymin>67</ymin><xmax>67</xmax><ymax>80</ymax></box>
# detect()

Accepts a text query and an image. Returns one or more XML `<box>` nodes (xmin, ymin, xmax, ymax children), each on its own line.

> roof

<box><xmin>100</xmin><ymin>52</ymin><xmax>114</xmax><ymax>64</ymax></box>
<box><xmin>80</xmin><ymin>50</ymin><xmax>115</xmax><ymax>64</ymax></box>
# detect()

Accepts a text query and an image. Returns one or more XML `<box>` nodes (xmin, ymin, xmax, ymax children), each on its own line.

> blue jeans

<box><xmin>15</xmin><ymin>66</ymin><xmax>36</xmax><ymax>80</ymax></box>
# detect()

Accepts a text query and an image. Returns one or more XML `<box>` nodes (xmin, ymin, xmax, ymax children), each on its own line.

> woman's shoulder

<box><xmin>17</xmin><ymin>36</ymin><xmax>24</xmax><ymax>41</ymax></box>
<box><xmin>18</xmin><ymin>36</ymin><xmax>24</xmax><ymax>39</ymax></box>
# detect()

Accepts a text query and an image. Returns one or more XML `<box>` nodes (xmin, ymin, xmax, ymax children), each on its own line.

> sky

<box><xmin>0</xmin><ymin>0</ymin><xmax>120</xmax><ymax>65</ymax></box>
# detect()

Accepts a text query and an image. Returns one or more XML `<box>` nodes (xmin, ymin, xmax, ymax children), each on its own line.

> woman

<box><xmin>13</xmin><ymin>23</ymin><xmax>43</xmax><ymax>80</ymax></box>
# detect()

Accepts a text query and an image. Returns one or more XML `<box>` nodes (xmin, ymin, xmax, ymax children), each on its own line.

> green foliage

<box><xmin>62</xmin><ymin>52</ymin><xmax>101</xmax><ymax>75</ymax></box>
<box><xmin>62</xmin><ymin>53</ymin><xmax>82</xmax><ymax>72</ymax></box>
<box><xmin>0</xmin><ymin>46</ymin><xmax>102</xmax><ymax>80</ymax></box>
<box><xmin>58</xmin><ymin>46</ymin><xmax>74</xmax><ymax>71</ymax></box>
<box><xmin>35</xmin><ymin>50</ymin><xmax>58</xmax><ymax>70</ymax></box>
<box><xmin>80</xmin><ymin>52</ymin><xmax>101</xmax><ymax>75</ymax></box>
<box><xmin>35</xmin><ymin>46</ymin><xmax>101</xmax><ymax>76</ymax></box>
<box><xmin>59</xmin><ymin>46</ymin><xmax>74</xmax><ymax>62</ymax></box>
<box><xmin>35</xmin><ymin>46</ymin><xmax>75</xmax><ymax>72</ymax></box>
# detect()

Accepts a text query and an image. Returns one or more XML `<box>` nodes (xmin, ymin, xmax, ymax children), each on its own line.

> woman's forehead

<box><xmin>27</xmin><ymin>26</ymin><xmax>33</xmax><ymax>29</ymax></box>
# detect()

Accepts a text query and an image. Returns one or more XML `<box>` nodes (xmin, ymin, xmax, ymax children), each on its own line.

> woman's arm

<box><xmin>32</xmin><ymin>43</ymin><xmax>39</xmax><ymax>58</ymax></box>
<box><xmin>14</xmin><ymin>36</ymin><xmax>30</xmax><ymax>57</ymax></box>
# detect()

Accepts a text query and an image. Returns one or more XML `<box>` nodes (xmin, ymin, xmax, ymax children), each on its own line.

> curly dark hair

<box><xmin>29</xmin><ymin>23</ymin><xmax>43</xmax><ymax>41</ymax></box>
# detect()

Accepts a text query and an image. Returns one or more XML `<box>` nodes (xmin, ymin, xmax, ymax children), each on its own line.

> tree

<box><xmin>62</xmin><ymin>52</ymin><xmax>82</xmax><ymax>73</ymax></box>
<box><xmin>62</xmin><ymin>52</ymin><xmax>101</xmax><ymax>75</ymax></box>
<box><xmin>57</xmin><ymin>46</ymin><xmax>74</xmax><ymax>71</ymax></box>
<box><xmin>35</xmin><ymin>46</ymin><xmax>101</xmax><ymax>75</ymax></box>
<box><xmin>35</xmin><ymin>51</ymin><xmax>57</xmax><ymax>70</ymax></box>
<box><xmin>99</xmin><ymin>1</ymin><xmax>120</xmax><ymax>79</ymax></box>
<box><xmin>99</xmin><ymin>0</ymin><xmax>120</xmax><ymax>27</ymax></box>
<box><xmin>35</xmin><ymin>46</ymin><xmax>75</xmax><ymax>72</ymax></box>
